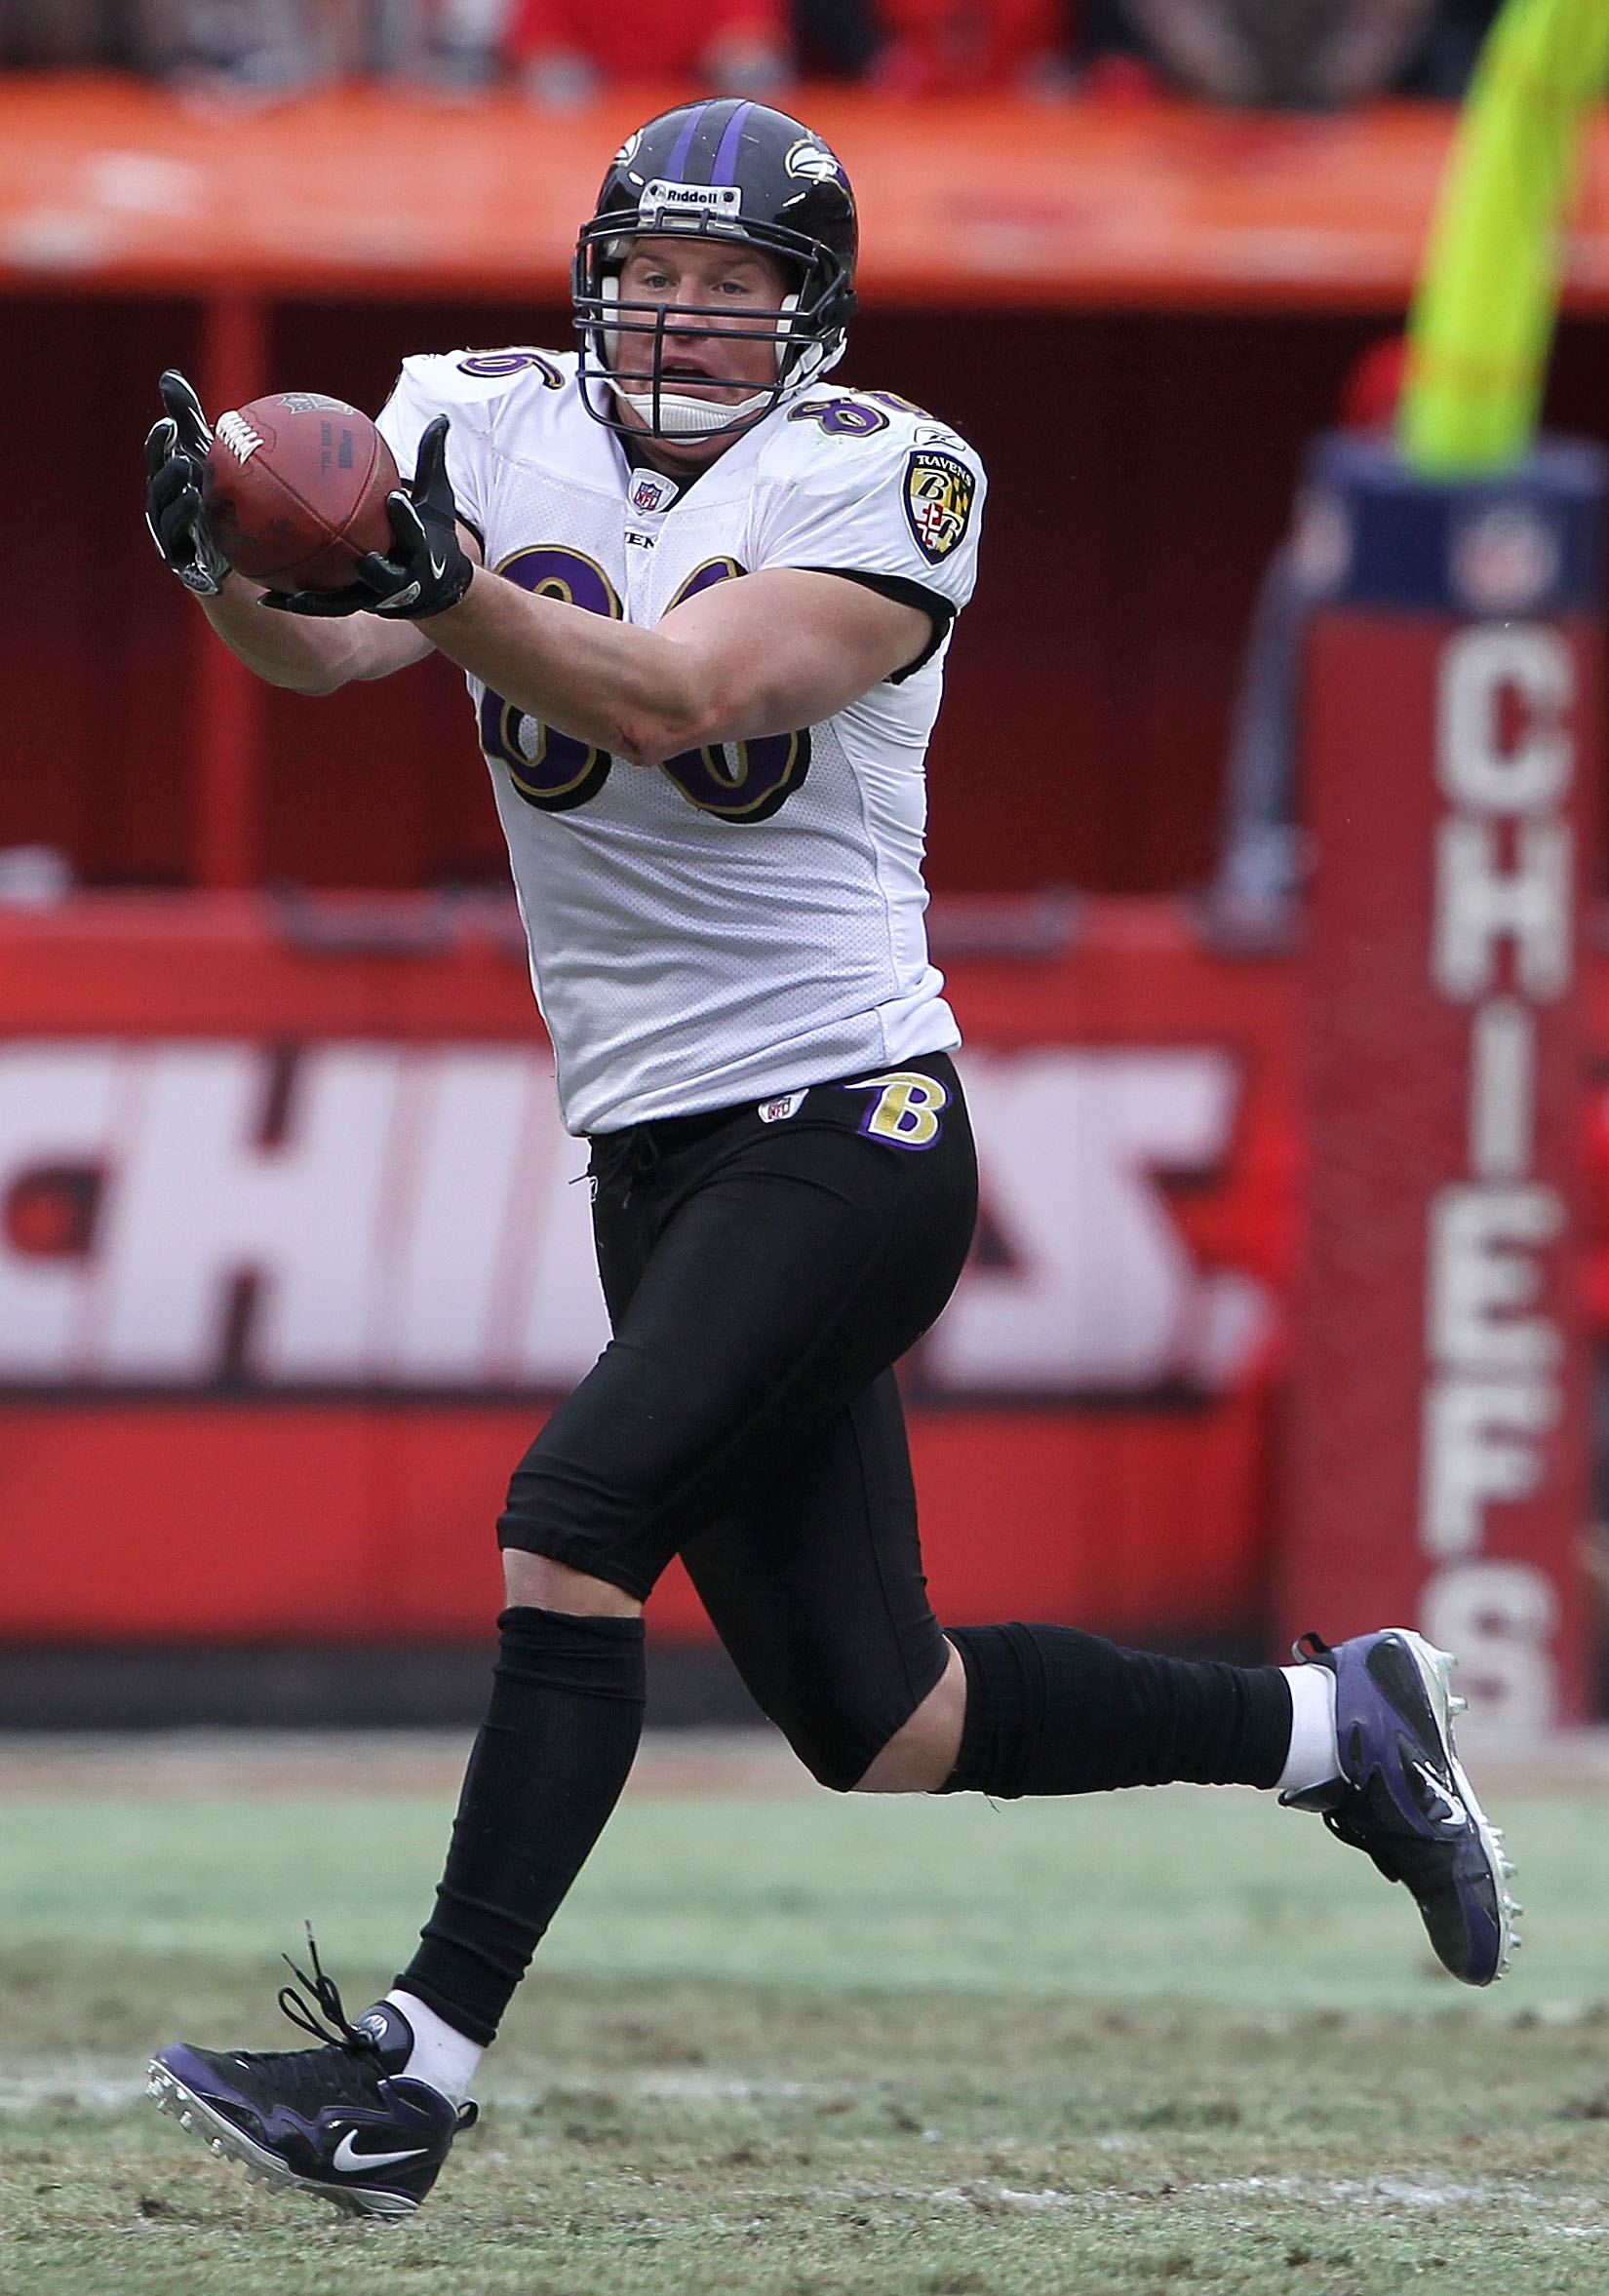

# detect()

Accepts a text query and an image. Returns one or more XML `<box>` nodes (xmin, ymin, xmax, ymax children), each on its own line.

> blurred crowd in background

<box><xmin>0</xmin><ymin>0</ymin><xmax>1503</xmax><ymax>107</ymax></box>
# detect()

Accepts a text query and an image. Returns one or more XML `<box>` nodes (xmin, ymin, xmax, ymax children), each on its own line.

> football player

<box><xmin>142</xmin><ymin>97</ymin><xmax>1517</xmax><ymax>2219</ymax></box>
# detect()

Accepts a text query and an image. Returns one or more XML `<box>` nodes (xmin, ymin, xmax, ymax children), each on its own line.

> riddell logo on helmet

<box><xmin>640</xmin><ymin>180</ymin><xmax>743</xmax><ymax>220</ymax></box>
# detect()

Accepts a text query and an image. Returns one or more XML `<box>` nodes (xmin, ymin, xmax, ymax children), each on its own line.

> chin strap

<box><xmin>611</xmin><ymin>382</ymin><xmax>774</xmax><ymax>439</ymax></box>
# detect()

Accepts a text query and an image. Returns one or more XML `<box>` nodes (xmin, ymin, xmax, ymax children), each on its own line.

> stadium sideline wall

<box><xmin>0</xmin><ymin>894</ymin><xmax>1288</xmax><ymax>1683</ymax></box>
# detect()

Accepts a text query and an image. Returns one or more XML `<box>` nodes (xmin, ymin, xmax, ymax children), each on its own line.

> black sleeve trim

<box><xmin>804</xmin><ymin>566</ymin><xmax>955</xmax><ymax>682</ymax></box>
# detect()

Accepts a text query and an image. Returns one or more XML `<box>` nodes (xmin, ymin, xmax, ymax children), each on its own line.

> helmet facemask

<box><xmin>574</xmin><ymin>212</ymin><xmax>852</xmax><ymax>445</ymax></box>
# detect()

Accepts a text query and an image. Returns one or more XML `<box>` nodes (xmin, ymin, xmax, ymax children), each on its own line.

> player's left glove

<box><xmin>260</xmin><ymin>415</ymin><xmax>475</xmax><ymax>621</ymax></box>
<box><xmin>144</xmin><ymin>370</ymin><xmax>231</xmax><ymax>598</ymax></box>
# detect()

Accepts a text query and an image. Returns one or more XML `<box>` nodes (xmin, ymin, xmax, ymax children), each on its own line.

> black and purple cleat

<box><xmin>1282</xmin><ymin>1627</ymin><xmax>1519</xmax><ymax>1987</ymax></box>
<box><xmin>147</xmin><ymin>1935</ymin><xmax>475</xmax><ymax>2218</ymax></box>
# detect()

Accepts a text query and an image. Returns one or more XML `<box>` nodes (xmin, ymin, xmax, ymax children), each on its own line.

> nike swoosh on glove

<box><xmin>145</xmin><ymin>370</ymin><xmax>231</xmax><ymax>598</ymax></box>
<box><xmin>260</xmin><ymin>416</ymin><xmax>475</xmax><ymax>621</ymax></box>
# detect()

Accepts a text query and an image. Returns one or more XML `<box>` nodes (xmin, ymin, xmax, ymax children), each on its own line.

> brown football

<box><xmin>203</xmin><ymin>392</ymin><xmax>400</xmax><ymax>591</ymax></box>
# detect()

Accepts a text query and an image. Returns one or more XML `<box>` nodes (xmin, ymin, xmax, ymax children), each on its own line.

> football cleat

<box><xmin>1281</xmin><ymin>1627</ymin><xmax>1516</xmax><ymax>1987</ymax></box>
<box><xmin>147</xmin><ymin>1930</ymin><xmax>475</xmax><ymax>2218</ymax></box>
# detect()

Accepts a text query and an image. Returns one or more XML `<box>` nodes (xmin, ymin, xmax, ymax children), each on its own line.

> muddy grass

<box><xmin>2</xmin><ymin>1767</ymin><xmax>1609</xmax><ymax>2291</ymax></box>
<box><xmin>6</xmin><ymin>1965</ymin><xmax>1609</xmax><ymax>2293</ymax></box>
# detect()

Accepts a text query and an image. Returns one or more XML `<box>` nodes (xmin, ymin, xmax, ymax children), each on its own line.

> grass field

<box><xmin>4</xmin><ymin>1740</ymin><xmax>1609</xmax><ymax>2294</ymax></box>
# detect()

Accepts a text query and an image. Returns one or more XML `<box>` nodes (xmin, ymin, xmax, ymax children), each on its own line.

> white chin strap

<box><xmin>612</xmin><ymin>382</ymin><xmax>775</xmax><ymax>439</ymax></box>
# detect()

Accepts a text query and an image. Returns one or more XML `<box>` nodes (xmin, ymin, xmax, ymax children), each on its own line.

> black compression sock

<box><xmin>939</xmin><ymin>1622</ymin><xmax>1291</xmax><ymax>1798</ymax></box>
<box><xmin>398</xmin><ymin>1606</ymin><xmax>646</xmax><ymax>2045</ymax></box>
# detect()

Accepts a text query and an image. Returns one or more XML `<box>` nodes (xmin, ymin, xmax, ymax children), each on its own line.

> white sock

<box><xmin>385</xmin><ymin>1990</ymin><xmax>484</xmax><ymax>2106</ymax></box>
<box><xmin>1275</xmin><ymin>1663</ymin><xmax>1340</xmax><ymax>1797</ymax></box>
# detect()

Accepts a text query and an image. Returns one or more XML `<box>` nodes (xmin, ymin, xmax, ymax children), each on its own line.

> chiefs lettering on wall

<box><xmin>0</xmin><ymin>1037</ymin><xmax>1275</xmax><ymax>1400</ymax></box>
<box><xmin>0</xmin><ymin>892</ymin><xmax>1294</xmax><ymax>1644</ymax></box>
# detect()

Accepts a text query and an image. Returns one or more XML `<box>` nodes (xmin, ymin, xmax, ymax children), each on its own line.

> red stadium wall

<box><xmin>6</xmin><ymin>90</ymin><xmax>1609</xmax><ymax>1672</ymax></box>
<box><xmin>0</xmin><ymin>894</ymin><xmax>1289</xmax><ymax>1652</ymax></box>
<box><xmin>4</xmin><ymin>890</ymin><xmax>1609</xmax><ymax>1661</ymax></box>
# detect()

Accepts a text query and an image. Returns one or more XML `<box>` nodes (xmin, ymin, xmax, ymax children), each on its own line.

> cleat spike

<box><xmin>178</xmin><ymin>2111</ymin><xmax>192</xmax><ymax>2131</ymax></box>
<box><xmin>1449</xmin><ymin>1695</ymin><xmax>1468</xmax><ymax>1716</ymax></box>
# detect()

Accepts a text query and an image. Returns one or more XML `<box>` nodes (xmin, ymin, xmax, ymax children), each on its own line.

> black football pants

<box><xmin>404</xmin><ymin>1050</ymin><xmax>1292</xmax><ymax>2040</ymax></box>
<box><xmin>496</xmin><ymin>1053</ymin><xmax>975</xmax><ymax>1789</ymax></box>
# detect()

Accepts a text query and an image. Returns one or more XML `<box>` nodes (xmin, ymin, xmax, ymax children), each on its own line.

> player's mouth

<box><xmin>654</xmin><ymin>361</ymin><xmax>751</xmax><ymax>399</ymax></box>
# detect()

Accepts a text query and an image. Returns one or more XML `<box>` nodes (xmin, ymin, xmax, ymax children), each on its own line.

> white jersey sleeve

<box><xmin>374</xmin><ymin>348</ymin><xmax>569</xmax><ymax>548</ymax></box>
<box><xmin>745</xmin><ymin>394</ymin><xmax>986</xmax><ymax>633</ymax></box>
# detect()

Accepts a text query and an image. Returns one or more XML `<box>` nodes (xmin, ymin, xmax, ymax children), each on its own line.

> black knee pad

<box><xmin>767</xmin><ymin>1695</ymin><xmax>893</xmax><ymax>1794</ymax></box>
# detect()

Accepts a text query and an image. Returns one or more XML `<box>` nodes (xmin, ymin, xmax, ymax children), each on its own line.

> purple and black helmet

<box><xmin>572</xmin><ymin>98</ymin><xmax>859</xmax><ymax>441</ymax></box>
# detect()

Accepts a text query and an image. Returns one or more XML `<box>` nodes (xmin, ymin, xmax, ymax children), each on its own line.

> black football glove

<box><xmin>259</xmin><ymin>415</ymin><xmax>475</xmax><ymax>621</ymax></box>
<box><xmin>144</xmin><ymin>370</ymin><xmax>230</xmax><ymax>598</ymax></box>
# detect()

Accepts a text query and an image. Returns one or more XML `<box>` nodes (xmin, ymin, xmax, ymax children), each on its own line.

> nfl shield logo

<box><xmin>904</xmin><ymin>450</ymin><xmax>975</xmax><ymax>564</ymax></box>
<box><xmin>630</xmin><ymin>470</ymin><xmax>679</xmax><ymax>515</ymax></box>
<box><xmin>758</xmin><ymin>1089</ymin><xmax>808</xmax><ymax>1124</ymax></box>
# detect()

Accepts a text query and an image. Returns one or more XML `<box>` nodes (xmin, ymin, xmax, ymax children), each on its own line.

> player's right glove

<box><xmin>258</xmin><ymin>416</ymin><xmax>475</xmax><ymax>621</ymax></box>
<box><xmin>144</xmin><ymin>370</ymin><xmax>230</xmax><ymax>598</ymax></box>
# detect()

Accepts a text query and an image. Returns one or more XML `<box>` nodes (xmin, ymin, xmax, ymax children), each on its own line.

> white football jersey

<box><xmin>376</xmin><ymin>349</ymin><xmax>986</xmax><ymax>1135</ymax></box>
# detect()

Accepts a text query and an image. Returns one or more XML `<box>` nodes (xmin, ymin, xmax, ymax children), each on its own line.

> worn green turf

<box><xmin>4</xmin><ymin>1776</ymin><xmax>1609</xmax><ymax>2292</ymax></box>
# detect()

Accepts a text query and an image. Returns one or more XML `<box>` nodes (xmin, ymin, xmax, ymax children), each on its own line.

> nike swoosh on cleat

<box><xmin>331</xmin><ymin>2131</ymin><xmax>430</xmax><ymax>2174</ymax></box>
<box><xmin>428</xmin><ymin>552</ymin><xmax>448</xmax><ymax>581</ymax></box>
<box><xmin>1411</xmin><ymin>1760</ymin><xmax>1467</xmax><ymax>1829</ymax></box>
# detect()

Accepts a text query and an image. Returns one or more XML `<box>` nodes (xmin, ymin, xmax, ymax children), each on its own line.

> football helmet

<box><xmin>573</xmin><ymin>98</ymin><xmax>858</xmax><ymax>444</ymax></box>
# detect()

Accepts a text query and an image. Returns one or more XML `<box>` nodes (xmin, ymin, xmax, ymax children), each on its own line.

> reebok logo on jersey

<box><xmin>904</xmin><ymin>450</ymin><xmax>974</xmax><ymax>564</ymax></box>
<box><xmin>759</xmin><ymin>1090</ymin><xmax>808</xmax><ymax>1124</ymax></box>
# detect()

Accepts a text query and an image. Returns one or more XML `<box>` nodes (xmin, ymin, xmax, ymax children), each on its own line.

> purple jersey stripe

<box><xmin>710</xmin><ymin>100</ymin><xmax>754</xmax><ymax>187</ymax></box>
<box><xmin>665</xmin><ymin>103</ymin><xmax>707</xmax><ymax>183</ymax></box>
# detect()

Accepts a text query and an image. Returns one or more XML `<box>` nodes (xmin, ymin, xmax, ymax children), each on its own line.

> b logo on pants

<box><xmin>845</xmin><ymin>1070</ymin><xmax>949</xmax><ymax>1149</ymax></box>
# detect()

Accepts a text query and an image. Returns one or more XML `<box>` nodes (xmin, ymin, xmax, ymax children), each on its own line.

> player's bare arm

<box><xmin>420</xmin><ymin>561</ymin><xmax>930</xmax><ymax>771</ymax></box>
<box><xmin>196</xmin><ymin>570</ymin><xmax>441</xmax><ymax>693</ymax></box>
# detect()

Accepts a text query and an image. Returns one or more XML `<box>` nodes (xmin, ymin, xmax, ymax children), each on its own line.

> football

<box><xmin>203</xmin><ymin>391</ymin><xmax>400</xmax><ymax>591</ymax></box>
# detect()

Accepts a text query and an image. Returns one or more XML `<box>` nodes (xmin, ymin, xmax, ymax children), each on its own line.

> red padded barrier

<box><xmin>0</xmin><ymin>892</ymin><xmax>1289</xmax><ymax>1650</ymax></box>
